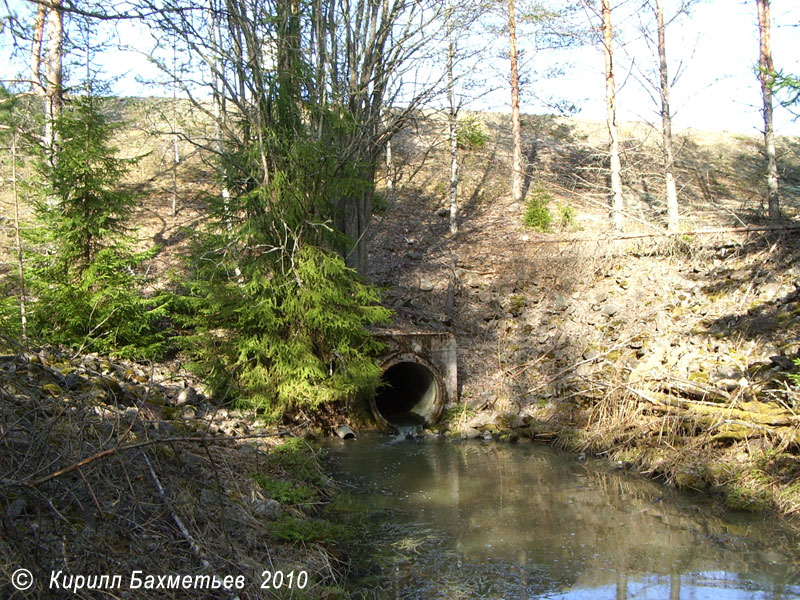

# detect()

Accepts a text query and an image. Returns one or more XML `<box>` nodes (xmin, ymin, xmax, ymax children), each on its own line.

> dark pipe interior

<box><xmin>374</xmin><ymin>361</ymin><xmax>437</xmax><ymax>426</ymax></box>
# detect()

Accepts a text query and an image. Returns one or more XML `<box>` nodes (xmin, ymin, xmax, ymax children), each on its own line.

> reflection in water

<box><xmin>324</xmin><ymin>435</ymin><xmax>800</xmax><ymax>599</ymax></box>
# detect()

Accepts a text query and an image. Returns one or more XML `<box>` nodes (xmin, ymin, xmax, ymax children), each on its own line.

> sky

<box><xmin>2</xmin><ymin>0</ymin><xmax>799</xmax><ymax>136</ymax></box>
<box><xmin>494</xmin><ymin>0</ymin><xmax>800</xmax><ymax>136</ymax></box>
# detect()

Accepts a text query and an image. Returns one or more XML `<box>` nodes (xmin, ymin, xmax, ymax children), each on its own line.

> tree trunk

<box><xmin>385</xmin><ymin>135</ymin><xmax>394</xmax><ymax>191</ymax></box>
<box><xmin>11</xmin><ymin>131</ymin><xmax>28</xmax><ymax>343</ymax></box>
<box><xmin>338</xmin><ymin>177</ymin><xmax>373</xmax><ymax>277</ymax></box>
<box><xmin>508</xmin><ymin>0</ymin><xmax>523</xmax><ymax>204</ymax></box>
<box><xmin>31</xmin><ymin>3</ymin><xmax>47</xmax><ymax>95</ymax></box>
<box><xmin>447</xmin><ymin>0</ymin><xmax>459</xmax><ymax>234</ymax></box>
<box><xmin>171</xmin><ymin>40</ymin><xmax>180</xmax><ymax>218</ymax></box>
<box><xmin>43</xmin><ymin>0</ymin><xmax>64</xmax><ymax>158</ymax></box>
<box><xmin>757</xmin><ymin>0</ymin><xmax>780</xmax><ymax>220</ymax></box>
<box><xmin>656</xmin><ymin>0</ymin><xmax>679</xmax><ymax>232</ymax></box>
<box><xmin>602</xmin><ymin>0</ymin><xmax>624</xmax><ymax>232</ymax></box>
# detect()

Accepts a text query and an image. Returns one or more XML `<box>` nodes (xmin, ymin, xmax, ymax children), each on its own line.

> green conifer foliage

<box><xmin>46</xmin><ymin>95</ymin><xmax>135</xmax><ymax>265</ymax></box>
<box><xmin>180</xmin><ymin>121</ymin><xmax>390</xmax><ymax>419</ymax></box>
<box><xmin>183</xmin><ymin>243</ymin><xmax>389</xmax><ymax>420</ymax></box>
<box><xmin>28</xmin><ymin>96</ymin><xmax>168</xmax><ymax>358</ymax></box>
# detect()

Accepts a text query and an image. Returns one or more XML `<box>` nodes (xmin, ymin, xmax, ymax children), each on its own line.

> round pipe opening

<box><xmin>370</xmin><ymin>353</ymin><xmax>445</xmax><ymax>431</ymax></box>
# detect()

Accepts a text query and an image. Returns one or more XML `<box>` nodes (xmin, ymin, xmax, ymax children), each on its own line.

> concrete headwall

<box><xmin>361</xmin><ymin>330</ymin><xmax>458</xmax><ymax>431</ymax></box>
<box><xmin>374</xmin><ymin>330</ymin><xmax>458</xmax><ymax>406</ymax></box>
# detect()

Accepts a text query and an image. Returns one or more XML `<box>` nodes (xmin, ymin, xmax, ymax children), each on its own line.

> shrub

<box><xmin>556</xmin><ymin>204</ymin><xmax>577</xmax><ymax>229</ymax></box>
<box><xmin>251</xmin><ymin>473</ymin><xmax>317</xmax><ymax>505</ymax></box>
<box><xmin>457</xmin><ymin>117</ymin><xmax>490</xmax><ymax>150</ymax></box>
<box><xmin>181</xmin><ymin>242</ymin><xmax>390</xmax><ymax>420</ymax></box>
<box><xmin>269</xmin><ymin>516</ymin><xmax>348</xmax><ymax>544</ymax></box>
<box><xmin>523</xmin><ymin>188</ymin><xmax>553</xmax><ymax>232</ymax></box>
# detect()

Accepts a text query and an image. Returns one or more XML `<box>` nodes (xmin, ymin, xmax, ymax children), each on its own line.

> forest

<box><xmin>1</xmin><ymin>0</ymin><xmax>800</xmax><ymax>598</ymax></box>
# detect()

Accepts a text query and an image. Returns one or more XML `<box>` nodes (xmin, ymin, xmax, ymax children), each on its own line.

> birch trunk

<box><xmin>656</xmin><ymin>0</ymin><xmax>678</xmax><ymax>232</ymax></box>
<box><xmin>602</xmin><ymin>0</ymin><xmax>624</xmax><ymax>232</ymax></box>
<box><xmin>757</xmin><ymin>0</ymin><xmax>780</xmax><ymax>220</ymax></box>
<box><xmin>508</xmin><ymin>0</ymin><xmax>523</xmax><ymax>204</ymax></box>
<box><xmin>44</xmin><ymin>0</ymin><xmax>64</xmax><ymax>157</ymax></box>
<box><xmin>446</xmin><ymin>0</ymin><xmax>459</xmax><ymax>234</ymax></box>
<box><xmin>171</xmin><ymin>41</ymin><xmax>179</xmax><ymax>218</ymax></box>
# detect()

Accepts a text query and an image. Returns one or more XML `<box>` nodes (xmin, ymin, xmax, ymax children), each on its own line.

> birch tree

<box><xmin>446</xmin><ymin>0</ymin><xmax>459</xmax><ymax>233</ymax></box>
<box><xmin>655</xmin><ymin>0</ymin><xmax>679</xmax><ymax>232</ymax></box>
<box><xmin>443</xmin><ymin>0</ymin><xmax>491</xmax><ymax>234</ymax></box>
<box><xmin>508</xmin><ymin>0</ymin><xmax>524</xmax><ymax>204</ymax></box>
<box><xmin>756</xmin><ymin>0</ymin><xmax>780</xmax><ymax>220</ymax></box>
<box><xmin>29</xmin><ymin>0</ymin><xmax>65</xmax><ymax>157</ymax></box>
<box><xmin>601</xmin><ymin>0</ymin><xmax>624</xmax><ymax>231</ymax></box>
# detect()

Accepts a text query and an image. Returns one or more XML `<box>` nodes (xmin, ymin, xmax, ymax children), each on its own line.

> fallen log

<box><xmin>626</xmin><ymin>387</ymin><xmax>798</xmax><ymax>427</ymax></box>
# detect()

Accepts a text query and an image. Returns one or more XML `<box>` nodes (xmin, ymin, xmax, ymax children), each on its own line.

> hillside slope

<box><xmin>2</xmin><ymin>103</ymin><xmax>800</xmax><ymax>517</ymax></box>
<box><xmin>369</xmin><ymin>111</ymin><xmax>800</xmax><ymax>516</ymax></box>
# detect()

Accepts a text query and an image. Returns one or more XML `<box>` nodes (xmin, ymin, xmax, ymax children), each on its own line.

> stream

<box><xmin>323</xmin><ymin>434</ymin><xmax>800</xmax><ymax>599</ymax></box>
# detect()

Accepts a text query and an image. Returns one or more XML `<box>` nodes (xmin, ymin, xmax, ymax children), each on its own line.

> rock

<box><xmin>463</xmin><ymin>273</ymin><xmax>483</xmax><ymax>288</ymax></box>
<box><xmin>713</xmin><ymin>365</ymin><xmax>740</xmax><ymax>380</ymax></box>
<box><xmin>176</xmin><ymin>386</ymin><xmax>198</xmax><ymax>406</ymax></box>
<box><xmin>601</xmin><ymin>303</ymin><xmax>620</xmax><ymax>317</ymax></box>
<box><xmin>253</xmin><ymin>499</ymin><xmax>282</xmax><ymax>521</ymax></box>
<box><xmin>594</xmin><ymin>291</ymin><xmax>609</xmax><ymax>304</ymax></box>
<box><xmin>466</xmin><ymin>412</ymin><xmax>498</xmax><ymax>429</ymax></box>
<box><xmin>716</xmin><ymin>379</ymin><xmax>739</xmax><ymax>392</ymax></box>
<box><xmin>419</xmin><ymin>277</ymin><xmax>434</xmax><ymax>292</ymax></box>
<box><xmin>510</xmin><ymin>414</ymin><xmax>532</xmax><ymax>429</ymax></box>
<box><xmin>227</xmin><ymin>503</ymin><xmax>251</xmax><ymax>524</ymax></box>
<box><xmin>770</xmin><ymin>355</ymin><xmax>795</xmax><ymax>369</ymax></box>
<box><xmin>551</xmin><ymin>294</ymin><xmax>570</xmax><ymax>312</ymax></box>
<box><xmin>759</xmin><ymin>282</ymin><xmax>783</xmax><ymax>301</ymax></box>
<box><xmin>437</xmin><ymin>207</ymin><xmax>449</xmax><ymax>217</ymax></box>
<box><xmin>582</xmin><ymin>347</ymin><xmax>600</xmax><ymax>361</ymax></box>
<box><xmin>459</xmin><ymin>427</ymin><xmax>483</xmax><ymax>439</ymax></box>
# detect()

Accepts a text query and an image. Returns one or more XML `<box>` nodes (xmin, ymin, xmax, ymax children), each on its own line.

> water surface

<box><xmin>324</xmin><ymin>435</ymin><xmax>800</xmax><ymax>599</ymax></box>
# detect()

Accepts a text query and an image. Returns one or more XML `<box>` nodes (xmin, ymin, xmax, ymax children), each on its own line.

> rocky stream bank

<box><xmin>0</xmin><ymin>348</ymin><xmax>355</xmax><ymax>599</ymax></box>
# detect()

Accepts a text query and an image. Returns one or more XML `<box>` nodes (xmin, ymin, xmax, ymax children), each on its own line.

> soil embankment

<box><xmin>368</xmin><ymin>113</ymin><xmax>800</xmax><ymax>517</ymax></box>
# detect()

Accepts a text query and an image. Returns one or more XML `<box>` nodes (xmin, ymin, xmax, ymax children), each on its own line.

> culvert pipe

<box><xmin>370</xmin><ymin>353</ymin><xmax>446</xmax><ymax>431</ymax></box>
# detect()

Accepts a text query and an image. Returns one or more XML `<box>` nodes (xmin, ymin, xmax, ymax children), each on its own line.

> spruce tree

<box><xmin>28</xmin><ymin>94</ymin><xmax>168</xmax><ymax>358</ymax></box>
<box><xmin>179</xmin><ymin>93</ymin><xmax>390</xmax><ymax>420</ymax></box>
